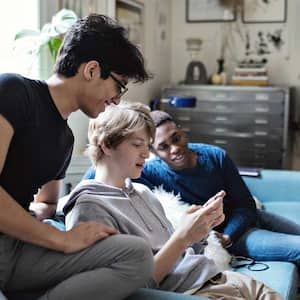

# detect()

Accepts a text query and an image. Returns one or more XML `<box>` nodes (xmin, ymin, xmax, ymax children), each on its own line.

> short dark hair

<box><xmin>54</xmin><ymin>14</ymin><xmax>151</xmax><ymax>82</ymax></box>
<box><xmin>150</xmin><ymin>110</ymin><xmax>174</xmax><ymax>128</ymax></box>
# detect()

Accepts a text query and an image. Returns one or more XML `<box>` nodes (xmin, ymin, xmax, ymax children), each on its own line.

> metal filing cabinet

<box><xmin>160</xmin><ymin>85</ymin><xmax>291</xmax><ymax>169</ymax></box>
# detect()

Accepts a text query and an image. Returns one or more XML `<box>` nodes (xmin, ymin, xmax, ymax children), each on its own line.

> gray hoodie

<box><xmin>64</xmin><ymin>179</ymin><xmax>218</xmax><ymax>293</ymax></box>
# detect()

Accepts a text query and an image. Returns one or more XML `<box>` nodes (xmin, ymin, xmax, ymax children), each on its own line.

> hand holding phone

<box><xmin>204</xmin><ymin>190</ymin><xmax>226</xmax><ymax>207</ymax></box>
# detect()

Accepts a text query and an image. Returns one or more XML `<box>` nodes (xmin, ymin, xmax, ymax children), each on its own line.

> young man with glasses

<box><xmin>0</xmin><ymin>14</ymin><xmax>153</xmax><ymax>300</ymax></box>
<box><xmin>110</xmin><ymin>72</ymin><xmax>129</xmax><ymax>100</ymax></box>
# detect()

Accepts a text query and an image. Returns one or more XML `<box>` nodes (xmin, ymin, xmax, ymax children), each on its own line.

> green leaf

<box><xmin>52</xmin><ymin>9</ymin><xmax>78</xmax><ymax>34</ymax></box>
<box><xmin>48</xmin><ymin>37</ymin><xmax>62</xmax><ymax>61</ymax></box>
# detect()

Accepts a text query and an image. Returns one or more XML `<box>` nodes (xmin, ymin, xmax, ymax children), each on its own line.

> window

<box><xmin>0</xmin><ymin>0</ymin><xmax>39</xmax><ymax>77</ymax></box>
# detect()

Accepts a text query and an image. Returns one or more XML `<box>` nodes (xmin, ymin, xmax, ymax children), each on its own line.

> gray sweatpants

<box><xmin>0</xmin><ymin>233</ymin><xmax>153</xmax><ymax>300</ymax></box>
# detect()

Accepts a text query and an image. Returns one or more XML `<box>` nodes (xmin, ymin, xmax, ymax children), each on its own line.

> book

<box><xmin>235</xmin><ymin>67</ymin><xmax>267</xmax><ymax>73</ymax></box>
<box><xmin>231</xmin><ymin>80</ymin><xmax>268</xmax><ymax>86</ymax></box>
<box><xmin>232</xmin><ymin>75</ymin><xmax>268</xmax><ymax>81</ymax></box>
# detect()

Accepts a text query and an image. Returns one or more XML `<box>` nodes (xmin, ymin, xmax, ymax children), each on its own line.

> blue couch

<box><xmin>239</xmin><ymin>169</ymin><xmax>300</xmax><ymax>300</ymax></box>
<box><xmin>0</xmin><ymin>169</ymin><xmax>299</xmax><ymax>300</ymax></box>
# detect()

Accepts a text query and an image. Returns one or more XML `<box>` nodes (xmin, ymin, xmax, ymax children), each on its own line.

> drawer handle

<box><xmin>255</xmin><ymin>107</ymin><xmax>270</xmax><ymax>113</ymax></box>
<box><xmin>214</xmin><ymin>139</ymin><xmax>228</xmax><ymax>145</ymax></box>
<box><xmin>216</xmin><ymin>116</ymin><xmax>228</xmax><ymax>121</ymax></box>
<box><xmin>216</xmin><ymin>105</ymin><xmax>227</xmax><ymax>110</ymax></box>
<box><xmin>178</xmin><ymin>116</ymin><xmax>191</xmax><ymax>121</ymax></box>
<box><xmin>255</xmin><ymin>93</ymin><xmax>269</xmax><ymax>101</ymax></box>
<box><xmin>254</xmin><ymin>143</ymin><xmax>267</xmax><ymax>148</ymax></box>
<box><xmin>255</xmin><ymin>119</ymin><xmax>268</xmax><ymax>124</ymax></box>
<box><xmin>255</xmin><ymin>131</ymin><xmax>268</xmax><ymax>136</ymax></box>
<box><xmin>215</xmin><ymin>128</ymin><xmax>226</xmax><ymax>133</ymax></box>
<box><xmin>215</xmin><ymin>93</ymin><xmax>228</xmax><ymax>99</ymax></box>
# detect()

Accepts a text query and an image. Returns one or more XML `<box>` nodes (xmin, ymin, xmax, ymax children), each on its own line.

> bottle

<box><xmin>211</xmin><ymin>58</ymin><xmax>227</xmax><ymax>85</ymax></box>
<box><xmin>217</xmin><ymin>58</ymin><xmax>227</xmax><ymax>85</ymax></box>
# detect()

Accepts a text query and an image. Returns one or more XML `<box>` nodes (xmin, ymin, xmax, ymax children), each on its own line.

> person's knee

<box><xmin>121</xmin><ymin>235</ymin><xmax>154</xmax><ymax>280</ymax></box>
<box><xmin>101</xmin><ymin>234</ymin><xmax>153</xmax><ymax>283</ymax></box>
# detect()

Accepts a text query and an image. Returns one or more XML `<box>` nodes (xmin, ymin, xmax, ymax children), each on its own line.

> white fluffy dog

<box><xmin>153</xmin><ymin>186</ymin><xmax>231</xmax><ymax>272</ymax></box>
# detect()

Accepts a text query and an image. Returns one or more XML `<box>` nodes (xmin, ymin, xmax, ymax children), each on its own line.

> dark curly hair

<box><xmin>54</xmin><ymin>14</ymin><xmax>151</xmax><ymax>82</ymax></box>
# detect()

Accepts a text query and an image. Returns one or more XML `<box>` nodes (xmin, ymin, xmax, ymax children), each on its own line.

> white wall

<box><xmin>170</xmin><ymin>0</ymin><xmax>299</xmax><ymax>89</ymax></box>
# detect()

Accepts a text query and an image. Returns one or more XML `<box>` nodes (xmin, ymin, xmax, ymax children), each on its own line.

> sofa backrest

<box><xmin>242</xmin><ymin>169</ymin><xmax>300</xmax><ymax>203</ymax></box>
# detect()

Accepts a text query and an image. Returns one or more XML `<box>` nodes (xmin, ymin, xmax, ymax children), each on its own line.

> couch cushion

<box><xmin>234</xmin><ymin>261</ymin><xmax>298</xmax><ymax>300</ymax></box>
<box><xmin>126</xmin><ymin>288</ymin><xmax>204</xmax><ymax>300</ymax></box>
<box><xmin>1</xmin><ymin>289</ymin><xmax>204</xmax><ymax>300</ymax></box>
<box><xmin>263</xmin><ymin>202</ymin><xmax>300</xmax><ymax>226</ymax></box>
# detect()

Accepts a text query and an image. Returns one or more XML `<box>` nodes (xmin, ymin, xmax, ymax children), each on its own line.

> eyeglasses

<box><xmin>110</xmin><ymin>73</ymin><xmax>128</xmax><ymax>99</ymax></box>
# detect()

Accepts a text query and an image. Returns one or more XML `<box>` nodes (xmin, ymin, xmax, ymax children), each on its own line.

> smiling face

<box><xmin>151</xmin><ymin>121</ymin><xmax>195</xmax><ymax>171</ymax></box>
<box><xmin>78</xmin><ymin>62</ymin><xmax>128</xmax><ymax>118</ymax></box>
<box><xmin>109</xmin><ymin>127</ymin><xmax>150</xmax><ymax>180</ymax></box>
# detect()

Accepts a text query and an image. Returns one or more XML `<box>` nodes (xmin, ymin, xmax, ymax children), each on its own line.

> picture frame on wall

<box><xmin>242</xmin><ymin>0</ymin><xmax>287</xmax><ymax>24</ymax></box>
<box><xmin>58</xmin><ymin>0</ymin><xmax>98</xmax><ymax>17</ymax></box>
<box><xmin>186</xmin><ymin>0</ymin><xmax>236</xmax><ymax>23</ymax></box>
<box><xmin>116</xmin><ymin>0</ymin><xmax>144</xmax><ymax>47</ymax></box>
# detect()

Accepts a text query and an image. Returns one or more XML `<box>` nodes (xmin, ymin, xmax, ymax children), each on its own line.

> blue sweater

<box><xmin>83</xmin><ymin>143</ymin><xmax>257</xmax><ymax>243</ymax></box>
<box><xmin>139</xmin><ymin>143</ymin><xmax>257</xmax><ymax>242</ymax></box>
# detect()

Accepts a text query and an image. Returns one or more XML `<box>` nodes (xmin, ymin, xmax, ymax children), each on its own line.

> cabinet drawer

<box><xmin>161</xmin><ymin>101</ymin><xmax>284</xmax><ymax>114</ymax></box>
<box><xmin>195</xmin><ymin>101</ymin><xmax>282</xmax><ymax>114</ymax></box>
<box><xmin>163</xmin><ymin>108</ymin><xmax>283</xmax><ymax>127</ymax></box>
<box><xmin>162</xmin><ymin>88</ymin><xmax>285</xmax><ymax>102</ymax></box>
<box><xmin>182</xmin><ymin>124</ymin><xmax>283</xmax><ymax>140</ymax></box>
<box><xmin>190</xmin><ymin>135</ymin><xmax>283</xmax><ymax>150</ymax></box>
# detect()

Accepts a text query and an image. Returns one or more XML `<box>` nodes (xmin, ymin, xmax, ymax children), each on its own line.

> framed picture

<box><xmin>58</xmin><ymin>0</ymin><xmax>98</xmax><ymax>17</ymax></box>
<box><xmin>242</xmin><ymin>0</ymin><xmax>287</xmax><ymax>23</ymax></box>
<box><xmin>116</xmin><ymin>0</ymin><xmax>144</xmax><ymax>47</ymax></box>
<box><xmin>186</xmin><ymin>0</ymin><xmax>236</xmax><ymax>23</ymax></box>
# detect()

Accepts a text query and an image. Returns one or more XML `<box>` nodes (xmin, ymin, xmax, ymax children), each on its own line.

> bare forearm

<box><xmin>154</xmin><ymin>233</ymin><xmax>188</xmax><ymax>283</ymax></box>
<box><xmin>32</xmin><ymin>179</ymin><xmax>60</xmax><ymax>220</ymax></box>
<box><xmin>154</xmin><ymin>193</ymin><xmax>225</xmax><ymax>283</ymax></box>
<box><xmin>0</xmin><ymin>186</ymin><xmax>65</xmax><ymax>251</ymax></box>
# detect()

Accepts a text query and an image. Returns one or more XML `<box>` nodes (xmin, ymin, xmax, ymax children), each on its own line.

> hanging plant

<box><xmin>14</xmin><ymin>9</ymin><xmax>78</xmax><ymax>62</ymax></box>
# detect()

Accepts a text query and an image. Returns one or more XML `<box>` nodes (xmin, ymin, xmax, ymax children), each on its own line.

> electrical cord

<box><xmin>230</xmin><ymin>255</ymin><xmax>269</xmax><ymax>271</ymax></box>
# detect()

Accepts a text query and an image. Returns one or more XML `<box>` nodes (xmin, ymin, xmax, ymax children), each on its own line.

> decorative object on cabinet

<box><xmin>160</xmin><ymin>85</ymin><xmax>291</xmax><ymax>169</ymax></box>
<box><xmin>242</xmin><ymin>0</ymin><xmax>287</xmax><ymax>24</ymax></box>
<box><xmin>211</xmin><ymin>58</ymin><xmax>227</xmax><ymax>85</ymax></box>
<box><xmin>184</xmin><ymin>38</ymin><xmax>208</xmax><ymax>84</ymax></box>
<box><xmin>186</xmin><ymin>0</ymin><xmax>236</xmax><ymax>23</ymax></box>
<box><xmin>169</xmin><ymin>96</ymin><xmax>196</xmax><ymax>108</ymax></box>
<box><xmin>231</xmin><ymin>60</ymin><xmax>269</xmax><ymax>86</ymax></box>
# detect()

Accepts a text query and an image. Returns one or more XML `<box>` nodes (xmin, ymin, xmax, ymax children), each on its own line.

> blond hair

<box><xmin>86</xmin><ymin>102</ymin><xmax>155</xmax><ymax>165</ymax></box>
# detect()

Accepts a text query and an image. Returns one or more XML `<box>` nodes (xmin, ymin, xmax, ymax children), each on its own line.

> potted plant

<box><xmin>14</xmin><ymin>8</ymin><xmax>78</xmax><ymax>63</ymax></box>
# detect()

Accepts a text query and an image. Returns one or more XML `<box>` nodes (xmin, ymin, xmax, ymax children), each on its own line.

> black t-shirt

<box><xmin>0</xmin><ymin>73</ymin><xmax>74</xmax><ymax>209</ymax></box>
